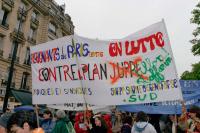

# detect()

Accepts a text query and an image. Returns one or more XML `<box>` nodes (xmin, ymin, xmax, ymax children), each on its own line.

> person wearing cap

<box><xmin>40</xmin><ymin>110</ymin><xmax>55</xmax><ymax>133</ymax></box>
<box><xmin>0</xmin><ymin>112</ymin><xmax>12</xmax><ymax>133</ymax></box>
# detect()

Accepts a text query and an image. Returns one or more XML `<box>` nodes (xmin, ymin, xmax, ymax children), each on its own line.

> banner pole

<box><xmin>35</xmin><ymin>104</ymin><xmax>40</xmax><ymax>128</ymax></box>
<box><xmin>72</xmin><ymin>38</ymin><xmax>88</xmax><ymax>122</ymax></box>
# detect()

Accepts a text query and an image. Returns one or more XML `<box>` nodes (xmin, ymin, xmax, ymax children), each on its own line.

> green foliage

<box><xmin>181</xmin><ymin>62</ymin><xmax>200</xmax><ymax>80</ymax></box>
<box><xmin>190</xmin><ymin>2</ymin><xmax>200</xmax><ymax>56</ymax></box>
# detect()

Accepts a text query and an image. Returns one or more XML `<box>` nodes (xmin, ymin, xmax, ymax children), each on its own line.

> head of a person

<box><xmin>75</xmin><ymin>112</ymin><xmax>85</xmax><ymax>123</ymax></box>
<box><xmin>169</xmin><ymin>115</ymin><xmax>175</xmax><ymax>122</ymax></box>
<box><xmin>7</xmin><ymin>111</ymin><xmax>37</xmax><ymax>133</ymax></box>
<box><xmin>123</xmin><ymin>116</ymin><xmax>133</xmax><ymax>125</ymax></box>
<box><xmin>189</xmin><ymin>105</ymin><xmax>200</xmax><ymax>119</ymax></box>
<box><xmin>43</xmin><ymin>110</ymin><xmax>52</xmax><ymax>120</ymax></box>
<box><xmin>55</xmin><ymin>110</ymin><xmax>66</xmax><ymax>120</ymax></box>
<box><xmin>135</xmin><ymin>111</ymin><xmax>148</xmax><ymax>122</ymax></box>
<box><xmin>94</xmin><ymin>116</ymin><xmax>107</xmax><ymax>128</ymax></box>
<box><xmin>0</xmin><ymin>113</ymin><xmax>12</xmax><ymax>133</ymax></box>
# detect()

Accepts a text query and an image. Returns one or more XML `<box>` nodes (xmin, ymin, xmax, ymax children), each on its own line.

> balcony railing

<box><xmin>17</xmin><ymin>7</ymin><xmax>27</xmax><ymax>21</ymax></box>
<box><xmin>27</xmin><ymin>36</ymin><xmax>36</xmax><ymax>44</ymax></box>
<box><xmin>1</xmin><ymin>79</ymin><xmax>15</xmax><ymax>88</ymax></box>
<box><xmin>30</xmin><ymin>17</ymin><xmax>39</xmax><ymax>29</ymax></box>
<box><xmin>48</xmin><ymin>29</ymin><xmax>56</xmax><ymax>36</ymax></box>
<box><xmin>10</xmin><ymin>29</ymin><xmax>25</xmax><ymax>43</ymax></box>
<box><xmin>0</xmin><ymin>20</ymin><xmax>9</xmax><ymax>29</ymax></box>
<box><xmin>2</xmin><ymin>0</ymin><xmax>14</xmax><ymax>11</ymax></box>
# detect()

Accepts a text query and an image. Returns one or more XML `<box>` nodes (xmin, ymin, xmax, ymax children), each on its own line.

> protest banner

<box><xmin>117</xmin><ymin>80</ymin><xmax>200</xmax><ymax>114</ymax></box>
<box><xmin>31</xmin><ymin>20</ymin><xmax>182</xmax><ymax>105</ymax></box>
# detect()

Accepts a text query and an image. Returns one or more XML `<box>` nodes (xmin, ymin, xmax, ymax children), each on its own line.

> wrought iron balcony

<box><xmin>0</xmin><ymin>20</ymin><xmax>9</xmax><ymax>30</ymax></box>
<box><xmin>30</xmin><ymin>17</ymin><xmax>39</xmax><ymax>29</ymax></box>
<box><xmin>17</xmin><ymin>7</ymin><xmax>27</xmax><ymax>21</ymax></box>
<box><xmin>2</xmin><ymin>0</ymin><xmax>14</xmax><ymax>12</ymax></box>
<box><xmin>10</xmin><ymin>29</ymin><xmax>25</xmax><ymax>43</ymax></box>
<box><xmin>27</xmin><ymin>36</ymin><xmax>36</xmax><ymax>44</ymax></box>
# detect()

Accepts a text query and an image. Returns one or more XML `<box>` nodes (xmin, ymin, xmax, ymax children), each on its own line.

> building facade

<box><xmin>0</xmin><ymin>0</ymin><xmax>74</xmax><ymax>109</ymax></box>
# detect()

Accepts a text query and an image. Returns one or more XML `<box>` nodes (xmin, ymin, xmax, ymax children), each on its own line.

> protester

<box><xmin>178</xmin><ymin>103</ymin><xmax>200</xmax><ymax>132</ymax></box>
<box><xmin>40</xmin><ymin>109</ymin><xmax>55</xmax><ymax>133</ymax></box>
<box><xmin>131</xmin><ymin>111</ymin><xmax>157</xmax><ymax>133</ymax></box>
<box><xmin>7</xmin><ymin>111</ymin><xmax>44</xmax><ymax>133</ymax></box>
<box><xmin>90</xmin><ymin>116</ymin><xmax>108</xmax><ymax>133</ymax></box>
<box><xmin>112</xmin><ymin>111</ymin><xmax>122</xmax><ymax>133</ymax></box>
<box><xmin>103</xmin><ymin>114</ymin><xmax>112</xmax><ymax>133</ymax></box>
<box><xmin>74</xmin><ymin>112</ymin><xmax>89</xmax><ymax>133</ymax></box>
<box><xmin>0</xmin><ymin>112</ymin><xmax>12</xmax><ymax>133</ymax></box>
<box><xmin>121</xmin><ymin>115</ymin><xmax>133</xmax><ymax>133</ymax></box>
<box><xmin>52</xmin><ymin>110</ymin><xmax>71</xmax><ymax>133</ymax></box>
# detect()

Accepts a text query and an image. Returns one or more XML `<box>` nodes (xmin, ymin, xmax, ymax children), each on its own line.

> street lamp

<box><xmin>3</xmin><ymin>1</ymin><xmax>39</xmax><ymax>113</ymax></box>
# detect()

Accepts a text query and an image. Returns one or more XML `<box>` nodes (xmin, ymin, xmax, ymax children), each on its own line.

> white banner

<box><xmin>47</xmin><ymin>103</ymin><xmax>112</xmax><ymax>113</ymax></box>
<box><xmin>31</xmin><ymin>20</ymin><xmax>183</xmax><ymax>105</ymax></box>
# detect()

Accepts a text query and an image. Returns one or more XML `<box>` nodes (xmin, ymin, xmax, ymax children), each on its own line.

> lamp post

<box><xmin>3</xmin><ymin>1</ymin><xmax>39</xmax><ymax>113</ymax></box>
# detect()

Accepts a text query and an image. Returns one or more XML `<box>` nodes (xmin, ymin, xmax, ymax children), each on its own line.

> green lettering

<box><xmin>138</xmin><ymin>94</ymin><xmax>146</xmax><ymax>101</ymax></box>
<box><xmin>128</xmin><ymin>94</ymin><xmax>137</xmax><ymax>102</ymax></box>
<box><xmin>150</xmin><ymin>92</ymin><xmax>157</xmax><ymax>100</ymax></box>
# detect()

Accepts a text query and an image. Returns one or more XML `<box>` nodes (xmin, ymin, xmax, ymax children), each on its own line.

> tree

<box><xmin>190</xmin><ymin>2</ymin><xmax>200</xmax><ymax>56</ymax></box>
<box><xmin>181</xmin><ymin>2</ymin><xmax>200</xmax><ymax>79</ymax></box>
<box><xmin>181</xmin><ymin>62</ymin><xmax>200</xmax><ymax>80</ymax></box>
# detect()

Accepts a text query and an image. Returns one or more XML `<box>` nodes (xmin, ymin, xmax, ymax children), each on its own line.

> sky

<box><xmin>55</xmin><ymin>0</ymin><xmax>199</xmax><ymax>77</ymax></box>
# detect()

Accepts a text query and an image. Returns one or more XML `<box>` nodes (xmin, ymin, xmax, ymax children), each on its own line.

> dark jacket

<box><xmin>90</xmin><ymin>126</ymin><xmax>107</xmax><ymax>133</ymax></box>
<box><xmin>121</xmin><ymin>123</ymin><xmax>132</xmax><ymax>133</ymax></box>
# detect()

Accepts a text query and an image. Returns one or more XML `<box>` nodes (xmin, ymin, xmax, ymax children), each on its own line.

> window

<box><xmin>15</xmin><ymin>20</ymin><xmax>23</xmax><ymax>31</ymax></box>
<box><xmin>10</xmin><ymin>42</ymin><xmax>21</xmax><ymax>60</ymax></box>
<box><xmin>24</xmin><ymin>48</ymin><xmax>30</xmax><ymax>65</ymax></box>
<box><xmin>0</xmin><ymin>9</ymin><xmax>9</xmax><ymax>27</ymax></box>
<box><xmin>6</xmin><ymin>68</ymin><xmax>16</xmax><ymax>87</ymax></box>
<box><xmin>20</xmin><ymin>72</ymin><xmax>29</xmax><ymax>90</ymax></box>
<box><xmin>10</xmin><ymin>42</ymin><xmax>15</xmax><ymax>57</ymax></box>
<box><xmin>31</xmin><ymin>11</ymin><xmax>37</xmax><ymax>20</ymax></box>
<box><xmin>48</xmin><ymin>22</ymin><xmax>56</xmax><ymax>35</ymax></box>
<box><xmin>29</xmin><ymin>28</ymin><xmax>36</xmax><ymax>39</ymax></box>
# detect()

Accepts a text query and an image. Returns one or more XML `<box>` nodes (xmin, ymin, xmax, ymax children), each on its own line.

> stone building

<box><xmin>0</xmin><ymin>0</ymin><xmax>74</xmax><ymax>109</ymax></box>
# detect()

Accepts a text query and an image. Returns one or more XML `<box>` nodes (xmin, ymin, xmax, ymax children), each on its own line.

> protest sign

<box><xmin>31</xmin><ymin>20</ymin><xmax>182</xmax><ymax>105</ymax></box>
<box><xmin>117</xmin><ymin>80</ymin><xmax>200</xmax><ymax>114</ymax></box>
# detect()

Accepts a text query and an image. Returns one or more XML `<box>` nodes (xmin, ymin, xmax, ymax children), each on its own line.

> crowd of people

<box><xmin>0</xmin><ymin>104</ymin><xmax>199</xmax><ymax>133</ymax></box>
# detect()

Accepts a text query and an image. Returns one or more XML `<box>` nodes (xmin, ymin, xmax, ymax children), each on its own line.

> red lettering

<box><xmin>63</xmin><ymin>65</ymin><xmax>73</xmax><ymax>80</ymax></box>
<box><xmin>81</xmin><ymin>64</ymin><xmax>88</xmax><ymax>80</ymax></box>
<box><xmin>144</xmin><ymin>34</ymin><xmax>155</xmax><ymax>50</ymax></box>
<box><xmin>125</xmin><ymin>41</ymin><xmax>140</xmax><ymax>55</ymax></box>
<box><xmin>92</xmin><ymin>64</ymin><xmax>100</xmax><ymax>80</ymax></box>
<box><xmin>31</xmin><ymin>53</ymin><xmax>36</xmax><ymax>64</ymax></box>
<box><xmin>155</xmin><ymin>32</ymin><xmax>164</xmax><ymax>47</ymax></box>
<box><xmin>109</xmin><ymin>42</ymin><xmax>122</xmax><ymax>57</ymax></box>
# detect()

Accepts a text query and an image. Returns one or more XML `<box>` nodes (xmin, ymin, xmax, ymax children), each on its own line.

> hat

<box><xmin>0</xmin><ymin>113</ymin><xmax>12</xmax><ymax>128</ymax></box>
